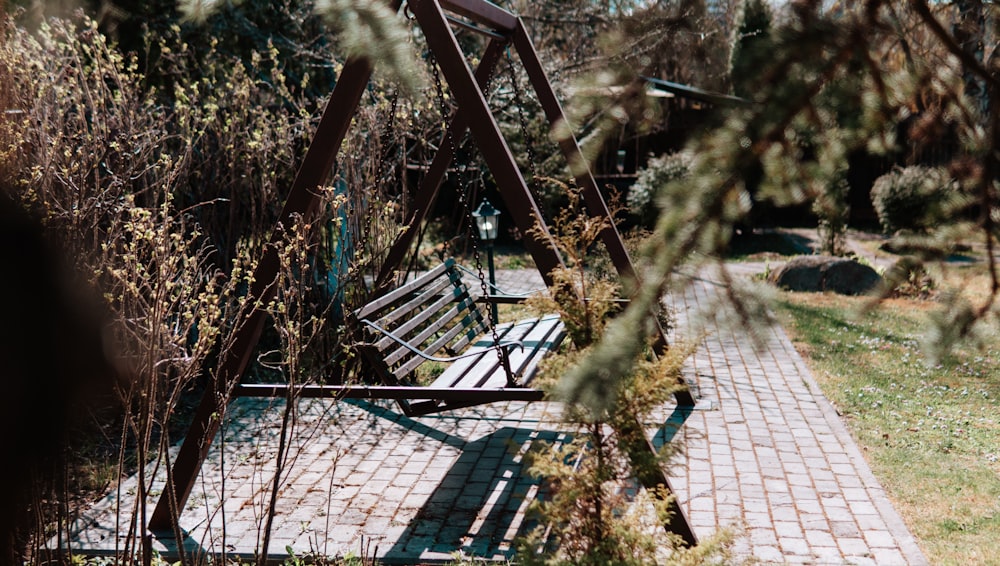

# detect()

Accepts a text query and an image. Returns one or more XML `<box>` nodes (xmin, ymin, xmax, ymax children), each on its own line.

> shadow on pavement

<box><xmin>349</xmin><ymin>401</ymin><xmax>561</xmax><ymax>563</ymax></box>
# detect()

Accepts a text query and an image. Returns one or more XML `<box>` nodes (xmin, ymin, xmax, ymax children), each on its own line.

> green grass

<box><xmin>775</xmin><ymin>293</ymin><xmax>1000</xmax><ymax>565</ymax></box>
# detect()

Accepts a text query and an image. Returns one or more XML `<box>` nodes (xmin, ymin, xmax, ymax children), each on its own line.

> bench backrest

<box><xmin>350</xmin><ymin>259</ymin><xmax>490</xmax><ymax>383</ymax></box>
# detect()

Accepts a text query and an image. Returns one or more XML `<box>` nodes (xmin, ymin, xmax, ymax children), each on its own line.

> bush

<box><xmin>0</xmin><ymin>11</ymin><xmax>404</xmax><ymax>559</ymax></box>
<box><xmin>813</xmin><ymin>168</ymin><xmax>850</xmax><ymax>255</ymax></box>
<box><xmin>519</xmin><ymin>189</ymin><xmax>737</xmax><ymax>565</ymax></box>
<box><xmin>870</xmin><ymin>165</ymin><xmax>953</xmax><ymax>233</ymax></box>
<box><xmin>628</xmin><ymin>151</ymin><xmax>694</xmax><ymax>228</ymax></box>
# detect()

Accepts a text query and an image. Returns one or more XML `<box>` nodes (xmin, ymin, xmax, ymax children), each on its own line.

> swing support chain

<box><xmin>430</xmin><ymin>52</ymin><xmax>518</xmax><ymax>387</ymax></box>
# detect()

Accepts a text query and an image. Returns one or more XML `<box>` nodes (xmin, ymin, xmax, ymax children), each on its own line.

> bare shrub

<box><xmin>0</xmin><ymin>11</ymin><xmax>400</xmax><ymax>561</ymax></box>
<box><xmin>520</xmin><ymin>189</ymin><xmax>736</xmax><ymax>564</ymax></box>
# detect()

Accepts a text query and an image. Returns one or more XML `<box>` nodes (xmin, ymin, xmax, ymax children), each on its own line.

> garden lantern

<box><xmin>472</xmin><ymin>199</ymin><xmax>500</xmax><ymax>320</ymax></box>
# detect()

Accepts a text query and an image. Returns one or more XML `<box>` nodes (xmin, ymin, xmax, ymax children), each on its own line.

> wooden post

<box><xmin>148</xmin><ymin>52</ymin><xmax>383</xmax><ymax>531</ymax></box>
<box><xmin>410</xmin><ymin>0</ymin><xmax>566</xmax><ymax>285</ymax></box>
<box><xmin>375</xmin><ymin>38</ymin><xmax>507</xmax><ymax>288</ymax></box>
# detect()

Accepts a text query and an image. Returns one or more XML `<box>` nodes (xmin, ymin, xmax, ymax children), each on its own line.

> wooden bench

<box><xmin>348</xmin><ymin>258</ymin><xmax>565</xmax><ymax>416</ymax></box>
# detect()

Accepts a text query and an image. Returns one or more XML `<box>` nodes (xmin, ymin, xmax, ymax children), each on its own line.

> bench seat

<box><xmin>429</xmin><ymin>314</ymin><xmax>564</xmax><ymax>390</ymax></box>
<box><xmin>348</xmin><ymin>259</ymin><xmax>565</xmax><ymax>416</ymax></box>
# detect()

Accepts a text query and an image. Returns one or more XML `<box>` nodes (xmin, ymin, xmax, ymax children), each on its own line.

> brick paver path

<box><xmin>60</xmin><ymin>266</ymin><xmax>927</xmax><ymax>564</ymax></box>
<box><xmin>662</xmin><ymin>266</ymin><xmax>926</xmax><ymax>565</ymax></box>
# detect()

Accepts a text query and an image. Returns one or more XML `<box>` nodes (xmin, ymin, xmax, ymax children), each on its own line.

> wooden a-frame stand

<box><xmin>148</xmin><ymin>0</ymin><xmax>697</xmax><ymax>547</ymax></box>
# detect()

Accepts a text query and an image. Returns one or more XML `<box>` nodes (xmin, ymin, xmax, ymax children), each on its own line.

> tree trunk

<box><xmin>953</xmin><ymin>0</ymin><xmax>989</xmax><ymax>117</ymax></box>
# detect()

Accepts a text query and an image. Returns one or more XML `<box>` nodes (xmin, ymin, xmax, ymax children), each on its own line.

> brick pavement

<box><xmin>661</xmin><ymin>265</ymin><xmax>926</xmax><ymax>565</ymax></box>
<box><xmin>59</xmin><ymin>265</ymin><xmax>927</xmax><ymax>564</ymax></box>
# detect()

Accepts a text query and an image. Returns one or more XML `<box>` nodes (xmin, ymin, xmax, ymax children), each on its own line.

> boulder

<box><xmin>768</xmin><ymin>256</ymin><xmax>882</xmax><ymax>295</ymax></box>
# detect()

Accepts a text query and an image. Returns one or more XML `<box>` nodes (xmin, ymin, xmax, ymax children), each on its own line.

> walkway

<box><xmin>59</xmin><ymin>266</ymin><xmax>927</xmax><ymax>564</ymax></box>
<box><xmin>662</xmin><ymin>265</ymin><xmax>925</xmax><ymax>564</ymax></box>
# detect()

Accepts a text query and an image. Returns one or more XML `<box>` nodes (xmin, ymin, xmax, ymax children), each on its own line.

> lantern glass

<box><xmin>472</xmin><ymin>199</ymin><xmax>500</xmax><ymax>242</ymax></box>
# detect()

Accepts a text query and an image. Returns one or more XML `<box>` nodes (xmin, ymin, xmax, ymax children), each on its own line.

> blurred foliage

<box><xmin>520</xmin><ymin>187</ymin><xmax>736</xmax><ymax>565</ymax></box>
<box><xmin>871</xmin><ymin>165</ymin><xmax>958</xmax><ymax>234</ymax></box>
<box><xmin>561</xmin><ymin>1</ymin><xmax>1000</xmax><ymax>410</ymax></box>
<box><xmin>629</xmin><ymin>151</ymin><xmax>695</xmax><ymax>229</ymax></box>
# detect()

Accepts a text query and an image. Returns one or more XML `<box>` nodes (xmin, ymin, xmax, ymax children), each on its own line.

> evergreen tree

<box><xmin>561</xmin><ymin>1</ymin><xmax>1000</xmax><ymax>405</ymax></box>
<box><xmin>728</xmin><ymin>0</ymin><xmax>773</xmax><ymax>99</ymax></box>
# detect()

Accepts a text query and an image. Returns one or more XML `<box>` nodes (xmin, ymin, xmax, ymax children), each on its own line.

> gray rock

<box><xmin>768</xmin><ymin>255</ymin><xmax>882</xmax><ymax>295</ymax></box>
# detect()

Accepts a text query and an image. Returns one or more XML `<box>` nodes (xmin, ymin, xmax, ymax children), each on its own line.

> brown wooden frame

<box><xmin>148</xmin><ymin>0</ymin><xmax>697</xmax><ymax>547</ymax></box>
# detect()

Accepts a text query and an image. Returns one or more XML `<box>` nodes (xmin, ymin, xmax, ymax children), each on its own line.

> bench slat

<box><xmin>354</xmin><ymin>261</ymin><xmax>453</xmax><ymax>320</ymax></box>
<box><xmin>430</xmin><ymin>315</ymin><xmax>565</xmax><ymax>389</ymax></box>
<box><xmin>398</xmin><ymin>318</ymin><xmax>562</xmax><ymax>414</ymax></box>
<box><xmin>504</xmin><ymin>317</ymin><xmax>566</xmax><ymax>387</ymax></box>
<box><xmin>378</xmin><ymin>289</ymin><xmax>479</xmax><ymax>366</ymax></box>
<box><xmin>390</xmin><ymin>304</ymin><xmax>489</xmax><ymax>379</ymax></box>
<box><xmin>372</xmin><ymin>275</ymin><xmax>455</xmax><ymax>329</ymax></box>
<box><xmin>424</xmin><ymin>320</ymin><xmax>524</xmax><ymax>388</ymax></box>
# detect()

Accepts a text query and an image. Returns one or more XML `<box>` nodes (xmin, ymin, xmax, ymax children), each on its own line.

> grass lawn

<box><xmin>775</xmin><ymin>289</ymin><xmax>1000</xmax><ymax>565</ymax></box>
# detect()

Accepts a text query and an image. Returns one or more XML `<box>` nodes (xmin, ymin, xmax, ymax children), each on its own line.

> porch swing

<box><xmin>150</xmin><ymin>0</ymin><xmax>696</xmax><ymax>546</ymax></box>
<box><xmin>340</xmin><ymin>51</ymin><xmax>567</xmax><ymax>417</ymax></box>
<box><xmin>346</xmin><ymin>256</ymin><xmax>566</xmax><ymax>416</ymax></box>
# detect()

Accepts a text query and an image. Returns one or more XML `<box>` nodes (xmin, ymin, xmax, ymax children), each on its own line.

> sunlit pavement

<box><xmin>59</xmin><ymin>263</ymin><xmax>926</xmax><ymax>564</ymax></box>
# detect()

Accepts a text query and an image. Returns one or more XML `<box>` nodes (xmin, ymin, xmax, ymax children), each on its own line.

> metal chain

<box><xmin>362</xmin><ymin>92</ymin><xmax>400</xmax><ymax>282</ymax></box>
<box><xmin>378</xmin><ymin>93</ymin><xmax>400</xmax><ymax>186</ymax></box>
<box><xmin>430</xmin><ymin>54</ymin><xmax>487</xmax><ymax>295</ymax></box>
<box><xmin>430</xmin><ymin>53</ymin><xmax>517</xmax><ymax>385</ymax></box>
<box><xmin>506</xmin><ymin>49</ymin><xmax>545</xmax><ymax>210</ymax></box>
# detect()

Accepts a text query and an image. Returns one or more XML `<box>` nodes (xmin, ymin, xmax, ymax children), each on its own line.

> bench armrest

<box><xmin>359</xmin><ymin>319</ymin><xmax>524</xmax><ymax>363</ymax></box>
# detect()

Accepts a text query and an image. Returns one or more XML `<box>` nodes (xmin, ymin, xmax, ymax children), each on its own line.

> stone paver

<box><xmin>661</xmin><ymin>264</ymin><xmax>925</xmax><ymax>565</ymax></box>
<box><xmin>57</xmin><ymin>266</ymin><xmax>927</xmax><ymax>564</ymax></box>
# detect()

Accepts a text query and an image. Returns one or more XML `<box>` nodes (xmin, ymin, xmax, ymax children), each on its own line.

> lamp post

<box><xmin>472</xmin><ymin>199</ymin><xmax>500</xmax><ymax>321</ymax></box>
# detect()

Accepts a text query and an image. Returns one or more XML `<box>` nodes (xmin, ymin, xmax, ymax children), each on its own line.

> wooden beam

<box><xmin>511</xmin><ymin>20</ymin><xmax>635</xmax><ymax>284</ymax></box>
<box><xmin>440</xmin><ymin>0</ymin><xmax>517</xmax><ymax>33</ymax></box>
<box><xmin>235</xmin><ymin>383</ymin><xmax>544</xmax><ymax>402</ymax></box>
<box><xmin>148</xmin><ymin>52</ymin><xmax>383</xmax><ymax>532</ymax></box>
<box><xmin>617</xmin><ymin>415</ymin><xmax>699</xmax><ymax>547</ymax></box>
<box><xmin>410</xmin><ymin>0</ymin><xmax>566</xmax><ymax>287</ymax></box>
<box><xmin>376</xmin><ymin>38</ymin><xmax>507</xmax><ymax>288</ymax></box>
